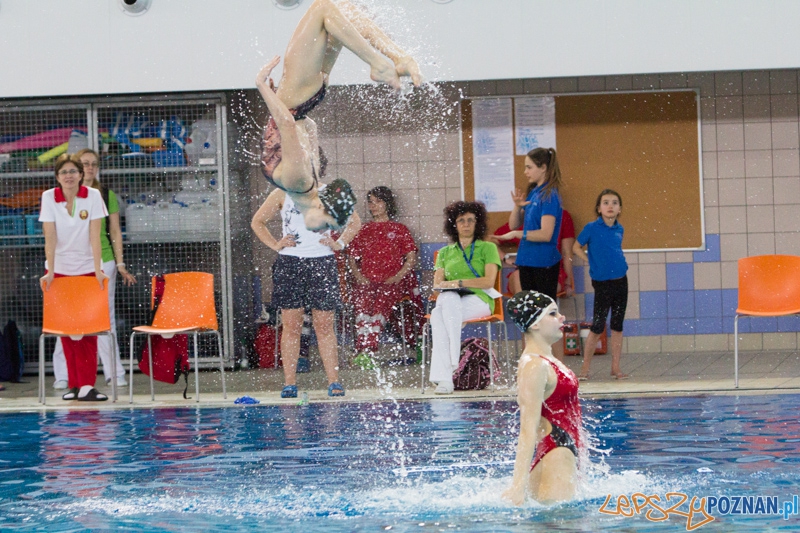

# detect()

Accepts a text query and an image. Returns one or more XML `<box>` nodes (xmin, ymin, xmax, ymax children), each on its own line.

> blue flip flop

<box><xmin>281</xmin><ymin>385</ymin><xmax>298</xmax><ymax>398</ymax></box>
<box><xmin>327</xmin><ymin>382</ymin><xmax>345</xmax><ymax>397</ymax></box>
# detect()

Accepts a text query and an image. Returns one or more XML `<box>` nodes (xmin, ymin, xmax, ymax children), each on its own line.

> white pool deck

<box><xmin>1</xmin><ymin>346</ymin><xmax>799</xmax><ymax>411</ymax></box>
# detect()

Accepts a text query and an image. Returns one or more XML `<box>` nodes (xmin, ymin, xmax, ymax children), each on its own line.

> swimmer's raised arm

<box><xmin>503</xmin><ymin>356</ymin><xmax>549</xmax><ymax>506</ymax></box>
<box><xmin>256</xmin><ymin>57</ymin><xmax>295</xmax><ymax>130</ymax></box>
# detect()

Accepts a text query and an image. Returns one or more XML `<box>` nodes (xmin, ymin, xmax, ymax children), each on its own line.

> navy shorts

<box><xmin>271</xmin><ymin>254</ymin><xmax>340</xmax><ymax>311</ymax></box>
<box><xmin>590</xmin><ymin>275</ymin><xmax>628</xmax><ymax>333</ymax></box>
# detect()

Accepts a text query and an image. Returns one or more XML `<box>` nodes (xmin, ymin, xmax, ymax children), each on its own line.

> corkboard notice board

<box><xmin>461</xmin><ymin>90</ymin><xmax>703</xmax><ymax>251</ymax></box>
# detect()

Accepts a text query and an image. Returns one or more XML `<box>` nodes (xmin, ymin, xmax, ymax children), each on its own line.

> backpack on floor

<box><xmin>139</xmin><ymin>335</ymin><xmax>190</xmax><ymax>390</ymax></box>
<box><xmin>0</xmin><ymin>320</ymin><xmax>25</xmax><ymax>383</ymax></box>
<box><xmin>453</xmin><ymin>337</ymin><xmax>501</xmax><ymax>391</ymax></box>
<box><xmin>137</xmin><ymin>275</ymin><xmax>190</xmax><ymax>397</ymax></box>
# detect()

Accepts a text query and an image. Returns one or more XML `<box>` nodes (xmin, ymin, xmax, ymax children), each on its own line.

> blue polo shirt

<box><xmin>515</xmin><ymin>184</ymin><xmax>562</xmax><ymax>268</ymax></box>
<box><xmin>577</xmin><ymin>217</ymin><xmax>628</xmax><ymax>281</ymax></box>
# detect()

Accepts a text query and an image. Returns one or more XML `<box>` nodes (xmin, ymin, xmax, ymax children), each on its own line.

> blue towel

<box><xmin>234</xmin><ymin>396</ymin><xmax>260</xmax><ymax>405</ymax></box>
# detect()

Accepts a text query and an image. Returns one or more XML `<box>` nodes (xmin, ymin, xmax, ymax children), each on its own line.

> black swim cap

<box><xmin>506</xmin><ymin>291</ymin><xmax>556</xmax><ymax>332</ymax></box>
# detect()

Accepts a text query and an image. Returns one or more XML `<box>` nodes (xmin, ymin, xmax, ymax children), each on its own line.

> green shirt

<box><xmin>100</xmin><ymin>189</ymin><xmax>118</xmax><ymax>263</ymax></box>
<box><xmin>435</xmin><ymin>239</ymin><xmax>502</xmax><ymax>312</ymax></box>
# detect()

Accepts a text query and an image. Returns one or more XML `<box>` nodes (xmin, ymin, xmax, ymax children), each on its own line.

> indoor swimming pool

<box><xmin>1</xmin><ymin>394</ymin><xmax>798</xmax><ymax>532</ymax></box>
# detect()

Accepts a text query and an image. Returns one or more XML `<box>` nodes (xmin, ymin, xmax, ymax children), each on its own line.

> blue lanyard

<box><xmin>458</xmin><ymin>240</ymin><xmax>481</xmax><ymax>278</ymax></box>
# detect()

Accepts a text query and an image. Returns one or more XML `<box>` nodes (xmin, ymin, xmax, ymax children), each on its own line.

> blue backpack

<box><xmin>0</xmin><ymin>320</ymin><xmax>25</xmax><ymax>382</ymax></box>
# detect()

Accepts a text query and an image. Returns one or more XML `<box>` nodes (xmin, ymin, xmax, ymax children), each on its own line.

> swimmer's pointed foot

<box><xmin>394</xmin><ymin>56</ymin><xmax>422</xmax><ymax>86</ymax></box>
<box><xmin>370</xmin><ymin>59</ymin><xmax>402</xmax><ymax>90</ymax></box>
<box><xmin>318</xmin><ymin>178</ymin><xmax>357</xmax><ymax>228</ymax></box>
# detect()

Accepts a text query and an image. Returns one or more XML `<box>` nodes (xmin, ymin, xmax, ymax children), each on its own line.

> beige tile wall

<box><xmin>244</xmin><ymin>68</ymin><xmax>800</xmax><ymax>352</ymax></box>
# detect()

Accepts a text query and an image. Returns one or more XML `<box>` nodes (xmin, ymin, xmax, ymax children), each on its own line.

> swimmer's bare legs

<box><xmin>336</xmin><ymin>0</ymin><xmax>423</xmax><ymax>85</ymax></box>
<box><xmin>277</xmin><ymin>0</ymin><xmax>400</xmax><ymax>108</ymax></box>
<box><xmin>529</xmin><ymin>447</ymin><xmax>578</xmax><ymax>504</ymax></box>
<box><xmin>258</xmin><ymin>58</ymin><xmax>340</xmax><ymax>231</ymax></box>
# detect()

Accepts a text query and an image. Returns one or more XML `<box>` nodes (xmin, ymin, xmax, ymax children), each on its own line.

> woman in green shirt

<box><xmin>51</xmin><ymin>149</ymin><xmax>137</xmax><ymax>390</ymax></box>
<box><xmin>429</xmin><ymin>201</ymin><xmax>501</xmax><ymax>394</ymax></box>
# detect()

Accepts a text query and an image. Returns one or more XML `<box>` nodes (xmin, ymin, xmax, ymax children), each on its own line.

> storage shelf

<box><xmin>0</xmin><ymin>170</ymin><xmax>58</xmax><ymax>179</ymax></box>
<box><xmin>0</xmin><ymin>233</ymin><xmax>220</xmax><ymax>246</ymax></box>
<box><xmin>102</xmin><ymin>166</ymin><xmax>219</xmax><ymax>176</ymax></box>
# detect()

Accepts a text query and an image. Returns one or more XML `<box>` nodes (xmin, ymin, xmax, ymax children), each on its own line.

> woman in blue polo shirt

<box><xmin>572</xmin><ymin>189</ymin><xmax>629</xmax><ymax>381</ymax></box>
<box><xmin>496</xmin><ymin>147</ymin><xmax>563</xmax><ymax>300</ymax></box>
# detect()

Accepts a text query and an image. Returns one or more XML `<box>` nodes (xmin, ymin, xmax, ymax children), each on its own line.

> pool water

<box><xmin>1</xmin><ymin>394</ymin><xmax>799</xmax><ymax>532</ymax></box>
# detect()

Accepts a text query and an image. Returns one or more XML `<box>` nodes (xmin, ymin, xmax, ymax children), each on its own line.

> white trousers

<box><xmin>428</xmin><ymin>292</ymin><xmax>490</xmax><ymax>383</ymax></box>
<box><xmin>53</xmin><ymin>260</ymin><xmax>124</xmax><ymax>382</ymax></box>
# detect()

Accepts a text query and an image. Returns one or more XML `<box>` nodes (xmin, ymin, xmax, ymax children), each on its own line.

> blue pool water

<box><xmin>1</xmin><ymin>394</ymin><xmax>799</xmax><ymax>532</ymax></box>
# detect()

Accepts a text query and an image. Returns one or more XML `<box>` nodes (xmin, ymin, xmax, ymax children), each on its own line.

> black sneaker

<box><xmin>318</xmin><ymin>178</ymin><xmax>357</xmax><ymax>228</ymax></box>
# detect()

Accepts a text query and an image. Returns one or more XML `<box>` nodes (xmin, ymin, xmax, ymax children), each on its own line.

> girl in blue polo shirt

<box><xmin>495</xmin><ymin>147</ymin><xmax>563</xmax><ymax>300</ymax></box>
<box><xmin>572</xmin><ymin>189</ymin><xmax>629</xmax><ymax>381</ymax></box>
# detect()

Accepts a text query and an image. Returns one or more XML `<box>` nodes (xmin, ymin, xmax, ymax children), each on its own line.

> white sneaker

<box><xmin>53</xmin><ymin>380</ymin><xmax>68</xmax><ymax>390</ymax></box>
<box><xmin>106</xmin><ymin>376</ymin><xmax>128</xmax><ymax>387</ymax></box>
<box><xmin>434</xmin><ymin>381</ymin><xmax>454</xmax><ymax>395</ymax></box>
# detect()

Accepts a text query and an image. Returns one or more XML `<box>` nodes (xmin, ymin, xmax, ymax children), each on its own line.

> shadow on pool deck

<box><xmin>1</xmin><ymin>344</ymin><xmax>800</xmax><ymax>411</ymax></box>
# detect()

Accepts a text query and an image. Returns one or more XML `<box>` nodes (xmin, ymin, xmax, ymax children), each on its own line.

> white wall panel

<box><xmin>1</xmin><ymin>0</ymin><xmax>799</xmax><ymax>98</ymax></box>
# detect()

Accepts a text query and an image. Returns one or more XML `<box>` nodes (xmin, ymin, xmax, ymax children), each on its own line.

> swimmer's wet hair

<box><xmin>506</xmin><ymin>290</ymin><xmax>556</xmax><ymax>332</ymax></box>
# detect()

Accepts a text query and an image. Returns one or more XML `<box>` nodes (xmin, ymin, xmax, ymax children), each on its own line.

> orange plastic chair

<box><xmin>39</xmin><ymin>277</ymin><xmax>118</xmax><ymax>404</ymax></box>
<box><xmin>128</xmin><ymin>272</ymin><xmax>227</xmax><ymax>403</ymax></box>
<box><xmin>734</xmin><ymin>255</ymin><xmax>800</xmax><ymax>388</ymax></box>
<box><xmin>419</xmin><ymin>251</ymin><xmax>511</xmax><ymax>393</ymax></box>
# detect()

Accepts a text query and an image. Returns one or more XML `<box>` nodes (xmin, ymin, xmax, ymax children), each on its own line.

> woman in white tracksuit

<box><xmin>52</xmin><ymin>149</ymin><xmax>136</xmax><ymax>390</ymax></box>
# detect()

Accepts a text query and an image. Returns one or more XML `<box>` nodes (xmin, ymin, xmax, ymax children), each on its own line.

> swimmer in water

<box><xmin>503</xmin><ymin>291</ymin><xmax>583</xmax><ymax>505</ymax></box>
<box><xmin>257</xmin><ymin>0</ymin><xmax>422</xmax><ymax>230</ymax></box>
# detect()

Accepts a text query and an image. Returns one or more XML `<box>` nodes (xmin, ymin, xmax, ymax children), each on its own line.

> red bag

<box><xmin>137</xmin><ymin>275</ymin><xmax>190</xmax><ymax>397</ymax></box>
<box><xmin>255</xmin><ymin>324</ymin><xmax>282</xmax><ymax>368</ymax></box>
<box><xmin>139</xmin><ymin>335</ymin><xmax>189</xmax><ymax>384</ymax></box>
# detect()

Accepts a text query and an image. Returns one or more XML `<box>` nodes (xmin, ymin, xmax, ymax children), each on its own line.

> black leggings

<box><xmin>518</xmin><ymin>263</ymin><xmax>560</xmax><ymax>301</ymax></box>
<box><xmin>591</xmin><ymin>275</ymin><xmax>628</xmax><ymax>334</ymax></box>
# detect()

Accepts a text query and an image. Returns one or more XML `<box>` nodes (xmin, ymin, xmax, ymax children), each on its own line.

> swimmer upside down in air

<box><xmin>503</xmin><ymin>291</ymin><xmax>584</xmax><ymax>505</ymax></box>
<box><xmin>257</xmin><ymin>0</ymin><xmax>422</xmax><ymax>231</ymax></box>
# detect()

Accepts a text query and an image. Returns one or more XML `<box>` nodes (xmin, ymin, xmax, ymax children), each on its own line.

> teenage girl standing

<box><xmin>572</xmin><ymin>189</ymin><xmax>629</xmax><ymax>380</ymax></box>
<box><xmin>495</xmin><ymin>147</ymin><xmax>563</xmax><ymax>300</ymax></box>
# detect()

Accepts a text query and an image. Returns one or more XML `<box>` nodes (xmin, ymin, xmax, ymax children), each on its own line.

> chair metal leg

<box><xmin>500</xmin><ymin>322</ymin><xmax>510</xmax><ymax>383</ymax></box>
<box><xmin>39</xmin><ymin>334</ymin><xmax>46</xmax><ymax>405</ymax></box>
<box><xmin>421</xmin><ymin>320</ymin><xmax>430</xmax><ymax>393</ymax></box>
<box><xmin>108</xmin><ymin>332</ymin><xmax>117</xmax><ymax>403</ymax></box>
<box><xmin>129</xmin><ymin>332</ymin><xmax>137</xmax><ymax>404</ymax></box>
<box><xmin>734</xmin><ymin>314</ymin><xmax>739</xmax><ymax>388</ymax></box>
<box><xmin>193</xmin><ymin>331</ymin><xmax>200</xmax><ymax>402</ymax></box>
<box><xmin>216</xmin><ymin>330</ymin><xmax>227</xmax><ymax>399</ymax></box>
<box><xmin>147</xmin><ymin>334</ymin><xmax>155</xmax><ymax>401</ymax></box>
<box><xmin>487</xmin><ymin>323</ymin><xmax>495</xmax><ymax>391</ymax></box>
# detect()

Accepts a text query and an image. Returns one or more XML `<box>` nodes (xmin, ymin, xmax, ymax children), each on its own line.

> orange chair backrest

<box><xmin>738</xmin><ymin>255</ymin><xmax>800</xmax><ymax>316</ymax></box>
<box><xmin>491</xmin><ymin>267</ymin><xmax>504</xmax><ymax>319</ymax></box>
<box><xmin>151</xmin><ymin>272</ymin><xmax>218</xmax><ymax>330</ymax></box>
<box><xmin>42</xmin><ymin>277</ymin><xmax>110</xmax><ymax>335</ymax></box>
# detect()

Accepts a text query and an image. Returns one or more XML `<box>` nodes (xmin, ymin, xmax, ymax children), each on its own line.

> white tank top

<box><xmin>279</xmin><ymin>188</ymin><xmax>333</xmax><ymax>258</ymax></box>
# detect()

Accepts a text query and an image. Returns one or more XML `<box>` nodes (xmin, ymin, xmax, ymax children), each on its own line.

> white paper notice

<box><xmin>472</xmin><ymin>98</ymin><xmax>515</xmax><ymax>212</ymax></box>
<box><xmin>514</xmin><ymin>96</ymin><xmax>556</xmax><ymax>155</ymax></box>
